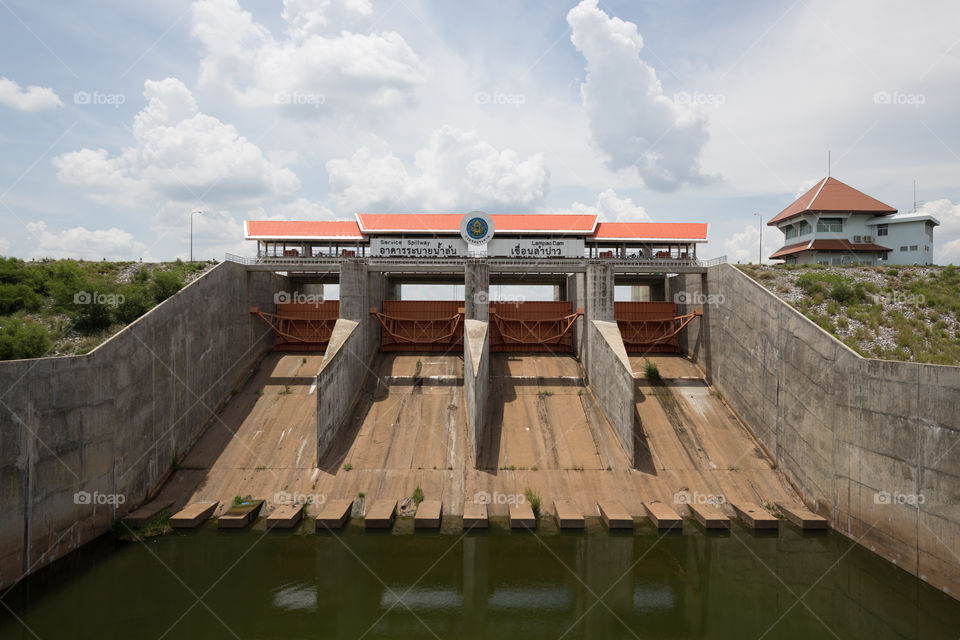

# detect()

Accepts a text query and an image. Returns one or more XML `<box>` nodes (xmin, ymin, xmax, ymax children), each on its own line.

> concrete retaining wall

<box><xmin>464</xmin><ymin>320</ymin><xmax>489</xmax><ymax>463</ymax></box>
<box><xmin>585</xmin><ymin>319</ymin><xmax>636</xmax><ymax>465</ymax></box>
<box><xmin>0</xmin><ymin>261</ymin><xmax>285</xmax><ymax>587</ymax></box>
<box><xmin>672</xmin><ymin>263</ymin><xmax>960</xmax><ymax>597</ymax></box>
<box><xmin>315</xmin><ymin>319</ymin><xmax>369</xmax><ymax>460</ymax></box>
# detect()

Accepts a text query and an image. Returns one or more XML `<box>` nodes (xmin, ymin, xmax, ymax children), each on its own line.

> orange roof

<box><xmin>769</xmin><ymin>238</ymin><xmax>891</xmax><ymax>259</ymax></box>
<box><xmin>355</xmin><ymin>213</ymin><xmax>598</xmax><ymax>234</ymax></box>
<box><xmin>768</xmin><ymin>177</ymin><xmax>897</xmax><ymax>226</ymax></box>
<box><xmin>591</xmin><ymin>222</ymin><xmax>708</xmax><ymax>242</ymax></box>
<box><xmin>244</xmin><ymin>220</ymin><xmax>363</xmax><ymax>240</ymax></box>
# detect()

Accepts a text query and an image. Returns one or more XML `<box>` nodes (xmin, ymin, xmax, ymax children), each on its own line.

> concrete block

<box><xmin>218</xmin><ymin>499</ymin><xmax>264</xmax><ymax>529</ymax></box>
<box><xmin>776</xmin><ymin>502</ymin><xmax>828</xmax><ymax>530</ymax></box>
<box><xmin>510</xmin><ymin>503</ymin><xmax>536</xmax><ymax>529</ymax></box>
<box><xmin>170</xmin><ymin>501</ymin><xmax>218</xmax><ymax>528</ymax></box>
<box><xmin>267</xmin><ymin>505</ymin><xmax>303</xmax><ymax>529</ymax></box>
<box><xmin>414</xmin><ymin>500</ymin><xmax>442</xmax><ymax>529</ymax></box>
<box><xmin>553</xmin><ymin>499</ymin><xmax>584</xmax><ymax>529</ymax></box>
<box><xmin>316</xmin><ymin>499</ymin><xmax>353</xmax><ymax>529</ymax></box>
<box><xmin>598</xmin><ymin>500</ymin><xmax>633</xmax><ymax>529</ymax></box>
<box><xmin>644</xmin><ymin>501</ymin><xmax>682</xmax><ymax>530</ymax></box>
<box><xmin>365</xmin><ymin>500</ymin><xmax>396</xmax><ymax>529</ymax></box>
<box><xmin>463</xmin><ymin>502</ymin><xmax>488</xmax><ymax>529</ymax></box>
<box><xmin>688</xmin><ymin>502</ymin><xmax>729</xmax><ymax>529</ymax></box>
<box><xmin>733</xmin><ymin>503</ymin><xmax>778</xmax><ymax>530</ymax></box>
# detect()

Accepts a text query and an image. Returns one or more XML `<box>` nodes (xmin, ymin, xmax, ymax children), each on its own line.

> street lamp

<box><xmin>190</xmin><ymin>209</ymin><xmax>209</xmax><ymax>262</ymax></box>
<box><xmin>754</xmin><ymin>213</ymin><xmax>762</xmax><ymax>265</ymax></box>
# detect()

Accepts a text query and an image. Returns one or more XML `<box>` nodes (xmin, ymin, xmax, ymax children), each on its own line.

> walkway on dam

<box><xmin>157</xmin><ymin>351</ymin><xmax>798</xmax><ymax>523</ymax></box>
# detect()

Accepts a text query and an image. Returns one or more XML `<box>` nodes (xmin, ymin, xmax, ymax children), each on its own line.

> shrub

<box><xmin>151</xmin><ymin>270</ymin><xmax>183</xmax><ymax>303</ymax></box>
<box><xmin>0</xmin><ymin>317</ymin><xmax>52</xmax><ymax>359</ymax></box>
<box><xmin>645</xmin><ymin>362</ymin><xmax>661</xmax><ymax>380</ymax></box>
<box><xmin>524</xmin><ymin>488</ymin><xmax>541</xmax><ymax>518</ymax></box>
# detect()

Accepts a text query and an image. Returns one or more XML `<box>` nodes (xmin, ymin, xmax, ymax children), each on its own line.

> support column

<box><xmin>566</xmin><ymin>272</ymin><xmax>585</xmax><ymax>358</ymax></box>
<box><xmin>464</xmin><ymin>261</ymin><xmax>489</xmax><ymax>322</ymax></box>
<box><xmin>584</xmin><ymin>263</ymin><xmax>615</xmax><ymax>380</ymax></box>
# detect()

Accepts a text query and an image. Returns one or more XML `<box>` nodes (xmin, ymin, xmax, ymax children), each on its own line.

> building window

<box><xmin>926</xmin><ymin>221</ymin><xmax>935</xmax><ymax>241</ymax></box>
<box><xmin>876</xmin><ymin>224</ymin><xmax>888</xmax><ymax>236</ymax></box>
<box><xmin>797</xmin><ymin>220</ymin><xmax>810</xmax><ymax>235</ymax></box>
<box><xmin>784</xmin><ymin>224</ymin><xmax>797</xmax><ymax>240</ymax></box>
<box><xmin>910</xmin><ymin>245</ymin><xmax>918</xmax><ymax>251</ymax></box>
<box><xmin>817</xmin><ymin>217</ymin><xmax>843</xmax><ymax>232</ymax></box>
<box><xmin>925</xmin><ymin>245</ymin><xmax>930</xmax><ymax>252</ymax></box>
<box><xmin>900</xmin><ymin>246</ymin><xmax>908</xmax><ymax>251</ymax></box>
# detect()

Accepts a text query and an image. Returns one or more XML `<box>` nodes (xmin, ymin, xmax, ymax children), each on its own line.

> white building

<box><xmin>768</xmin><ymin>176</ymin><xmax>939</xmax><ymax>266</ymax></box>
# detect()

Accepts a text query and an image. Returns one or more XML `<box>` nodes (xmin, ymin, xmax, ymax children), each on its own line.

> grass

<box><xmin>279</xmin><ymin>384</ymin><xmax>292</xmax><ymax>395</ymax></box>
<box><xmin>524</xmin><ymin>488</ymin><xmax>542</xmax><ymax>518</ymax></box>
<box><xmin>413</xmin><ymin>485</ymin><xmax>424</xmax><ymax>505</ymax></box>
<box><xmin>343</xmin><ymin>463</ymin><xmax>353</xmax><ymax>471</ymax></box>
<box><xmin>0</xmin><ymin>257</ymin><xmax>215</xmax><ymax>360</ymax></box>
<box><xmin>645</xmin><ymin>361</ymin><xmax>661</xmax><ymax>380</ymax></box>
<box><xmin>740</xmin><ymin>264</ymin><xmax>960</xmax><ymax>364</ymax></box>
<box><xmin>113</xmin><ymin>508</ymin><xmax>172</xmax><ymax>541</ymax></box>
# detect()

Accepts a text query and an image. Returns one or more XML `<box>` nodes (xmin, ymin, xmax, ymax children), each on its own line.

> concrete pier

<box><xmin>170</xmin><ymin>502</ymin><xmax>218</xmax><ymax>529</ymax></box>
<box><xmin>776</xmin><ymin>502</ymin><xmax>828</xmax><ymax>530</ymax></box>
<box><xmin>415</xmin><ymin>501</ymin><xmax>443</xmax><ymax>529</ymax></box>
<box><xmin>218</xmin><ymin>500</ymin><xmax>264</xmax><ymax>529</ymax></box>
<box><xmin>316</xmin><ymin>500</ymin><xmax>353</xmax><ymax>529</ymax></box>
<box><xmin>365</xmin><ymin>500</ymin><xmax>397</xmax><ymax>529</ymax></box>
<box><xmin>645</xmin><ymin>501</ymin><xmax>682</xmax><ymax>530</ymax></box>
<box><xmin>553</xmin><ymin>499</ymin><xmax>585</xmax><ymax>529</ymax></box>
<box><xmin>122</xmin><ymin>500</ymin><xmax>173</xmax><ymax>528</ymax></box>
<box><xmin>463</xmin><ymin>503</ymin><xmax>488</xmax><ymax>529</ymax></box>
<box><xmin>688</xmin><ymin>503</ymin><xmax>730</xmax><ymax>530</ymax></box>
<box><xmin>267</xmin><ymin>506</ymin><xmax>303</xmax><ymax>529</ymax></box>
<box><xmin>598</xmin><ymin>501</ymin><xmax>633</xmax><ymax>529</ymax></box>
<box><xmin>510</xmin><ymin>503</ymin><xmax>536</xmax><ymax>529</ymax></box>
<box><xmin>733</xmin><ymin>503</ymin><xmax>779</xmax><ymax>530</ymax></box>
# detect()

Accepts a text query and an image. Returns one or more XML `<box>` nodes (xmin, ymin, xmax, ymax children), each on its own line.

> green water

<box><xmin>2</xmin><ymin>518</ymin><xmax>958</xmax><ymax>639</ymax></box>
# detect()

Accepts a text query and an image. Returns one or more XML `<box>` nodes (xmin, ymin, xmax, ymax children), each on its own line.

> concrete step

<box><xmin>510</xmin><ymin>503</ymin><xmax>536</xmax><ymax>529</ymax></box>
<box><xmin>687</xmin><ymin>502</ymin><xmax>729</xmax><ymax>529</ymax></box>
<box><xmin>553</xmin><ymin>499</ymin><xmax>584</xmax><ymax>529</ymax></box>
<box><xmin>170</xmin><ymin>501</ymin><xmax>218</xmax><ymax>529</ymax></box>
<box><xmin>316</xmin><ymin>499</ymin><xmax>353</xmax><ymax>529</ymax></box>
<box><xmin>365</xmin><ymin>499</ymin><xmax>397</xmax><ymax>529</ymax></box>
<box><xmin>463</xmin><ymin>502</ymin><xmax>488</xmax><ymax>529</ymax></box>
<box><xmin>414</xmin><ymin>500</ymin><xmax>442</xmax><ymax>529</ymax></box>
<box><xmin>123</xmin><ymin>500</ymin><xmax>174</xmax><ymax>528</ymax></box>
<box><xmin>598</xmin><ymin>500</ymin><xmax>633</xmax><ymax>529</ymax></box>
<box><xmin>218</xmin><ymin>499</ymin><xmax>264</xmax><ymax>529</ymax></box>
<box><xmin>645</xmin><ymin>501</ymin><xmax>682</xmax><ymax>530</ymax></box>
<box><xmin>776</xmin><ymin>502</ymin><xmax>829</xmax><ymax>530</ymax></box>
<box><xmin>267</xmin><ymin>505</ymin><xmax>303</xmax><ymax>529</ymax></box>
<box><xmin>733</xmin><ymin>502</ymin><xmax>779</xmax><ymax>530</ymax></box>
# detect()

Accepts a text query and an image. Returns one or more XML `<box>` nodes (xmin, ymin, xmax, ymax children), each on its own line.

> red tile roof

<box><xmin>769</xmin><ymin>238</ymin><xmax>892</xmax><ymax>259</ymax></box>
<box><xmin>768</xmin><ymin>177</ymin><xmax>897</xmax><ymax>226</ymax></box>
<box><xmin>244</xmin><ymin>220</ymin><xmax>363</xmax><ymax>240</ymax></box>
<box><xmin>591</xmin><ymin>222</ymin><xmax>708</xmax><ymax>242</ymax></box>
<box><xmin>355</xmin><ymin>213</ymin><xmax>598</xmax><ymax>234</ymax></box>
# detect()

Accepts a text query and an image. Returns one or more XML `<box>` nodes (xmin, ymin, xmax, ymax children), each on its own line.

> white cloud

<box><xmin>27</xmin><ymin>221</ymin><xmax>150</xmax><ymax>260</ymax></box>
<box><xmin>0</xmin><ymin>77</ymin><xmax>63</xmax><ymax>111</ymax></box>
<box><xmin>53</xmin><ymin>78</ymin><xmax>299</xmax><ymax>205</ymax></box>
<box><xmin>919</xmin><ymin>199</ymin><xmax>960</xmax><ymax>265</ymax></box>
<box><xmin>724</xmin><ymin>221</ymin><xmax>783</xmax><ymax>264</ymax></box>
<box><xmin>566</xmin><ymin>0</ymin><xmax>713</xmax><ymax>191</ymax></box>
<box><xmin>325</xmin><ymin>125</ymin><xmax>550</xmax><ymax>211</ymax></box>
<box><xmin>191</xmin><ymin>0</ymin><xmax>425</xmax><ymax>115</ymax></box>
<box><xmin>572</xmin><ymin>188</ymin><xmax>651</xmax><ymax>222</ymax></box>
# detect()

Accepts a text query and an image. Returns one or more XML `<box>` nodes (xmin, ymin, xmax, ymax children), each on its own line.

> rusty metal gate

<box><xmin>251</xmin><ymin>301</ymin><xmax>339</xmax><ymax>351</ymax></box>
<box><xmin>489</xmin><ymin>301</ymin><xmax>582</xmax><ymax>353</ymax></box>
<box><xmin>614</xmin><ymin>302</ymin><xmax>700</xmax><ymax>353</ymax></box>
<box><xmin>371</xmin><ymin>301</ymin><xmax>464</xmax><ymax>351</ymax></box>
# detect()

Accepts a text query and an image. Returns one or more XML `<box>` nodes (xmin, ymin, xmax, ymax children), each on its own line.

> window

<box><xmin>817</xmin><ymin>217</ymin><xmax>843</xmax><ymax>232</ymax></box>
<box><xmin>876</xmin><ymin>224</ymin><xmax>888</xmax><ymax>236</ymax></box>
<box><xmin>784</xmin><ymin>224</ymin><xmax>797</xmax><ymax>240</ymax></box>
<box><xmin>926</xmin><ymin>221</ymin><xmax>935</xmax><ymax>241</ymax></box>
<box><xmin>797</xmin><ymin>220</ymin><xmax>811</xmax><ymax>235</ymax></box>
<box><xmin>925</xmin><ymin>245</ymin><xmax>930</xmax><ymax>252</ymax></box>
<box><xmin>900</xmin><ymin>246</ymin><xmax>908</xmax><ymax>251</ymax></box>
<box><xmin>910</xmin><ymin>245</ymin><xmax>918</xmax><ymax>251</ymax></box>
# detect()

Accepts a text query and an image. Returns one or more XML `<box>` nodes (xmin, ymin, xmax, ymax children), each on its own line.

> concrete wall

<box><xmin>584</xmin><ymin>320</ymin><xmax>636</xmax><ymax>466</ymax></box>
<box><xmin>673</xmin><ymin>263</ymin><xmax>960</xmax><ymax>597</ymax></box>
<box><xmin>464</xmin><ymin>262</ymin><xmax>489</xmax><ymax>322</ymax></box>
<box><xmin>464</xmin><ymin>319</ymin><xmax>489</xmax><ymax>464</ymax></box>
<box><xmin>0</xmin><ymin>261</ymin><xmax>285</xmax><ymax>588</ymax></box>
<box><xmin>315</xmin><ymin>319</ymin><xmax>368</xmax><ymax>460</ymax></box>
<box><xmin>566</xmin><ymin>272</ymin><xmax>585</xmax><ymax>357</ymax></box>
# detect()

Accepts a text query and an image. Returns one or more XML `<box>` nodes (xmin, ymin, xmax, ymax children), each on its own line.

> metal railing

<box><xmin>230</xmin><ymin>252</ymin><xmax>727</xmax><ymax>268</ymax></box>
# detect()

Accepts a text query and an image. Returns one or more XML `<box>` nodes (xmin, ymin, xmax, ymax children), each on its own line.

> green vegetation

<box><xmin>114</xmin><ymin>508</ymin><xmax>172</xmax><ymax>541</ymax></box>
<box><xmin>739</xmin><ymin>264</ymin><xmax>960</xmax><ymax>365</ymax></box>
<box><xmin>412</xmin><ymin>485</ymin><xmax>424</xmax><ymax>506</ymax></box>
<box><xmin>645</xmin><ymin>361</ymin><xmax>661</xmax><ymax>380</ymax></box>
<box><xmin>343</xmin><ymin>463</ymin><xmax>353</xmax><ymax>471</ymax></box>
<box><xmin>524</xmin><ymin>488</ymin><xmax>542</xmax><ymax>518</ymax></box>
<box><xmin>0</xmin><ymin>258</ymin><xmax>214</xmax><ymax>360</ymax></box>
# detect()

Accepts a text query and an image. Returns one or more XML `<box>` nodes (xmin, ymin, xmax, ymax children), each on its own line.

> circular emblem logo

<box><xmin>460</xmin><ymin>211</ymin><xmax>494</xmax><ymax>245</ymax></box>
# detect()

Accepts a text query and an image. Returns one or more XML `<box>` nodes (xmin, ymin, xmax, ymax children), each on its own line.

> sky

<box><xmin>1</xmin><ymin>0</ymin><xmax>959</xmax><ymax>264</ymax></box>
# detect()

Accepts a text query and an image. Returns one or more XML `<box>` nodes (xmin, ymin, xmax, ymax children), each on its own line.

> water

<box><xmin>2</xmin><ymin>518</ymin><xmax>958</xmax><ymax>639</ymax></box>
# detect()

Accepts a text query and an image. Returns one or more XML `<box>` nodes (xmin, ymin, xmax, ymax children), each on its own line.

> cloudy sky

<box><xmin>1</xmin><ymin>0</ymin><xmax>959</xmax><ymax>264</ymax></box>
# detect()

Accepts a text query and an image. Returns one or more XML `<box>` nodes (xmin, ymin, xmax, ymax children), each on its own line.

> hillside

<box><xmin>737</xmin><ymin>264</ymin><xmax>960</xmax><ymax>365</ymax></box>
<box><xmin>0</xmin><ymin>258</ymin><xmax>216</xmax><ymax>360</ymax></box>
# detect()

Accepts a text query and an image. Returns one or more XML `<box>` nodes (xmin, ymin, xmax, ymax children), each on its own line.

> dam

<box><xmin>1</xmin><ymin>212</ymin><xmax>958</xmax><ymax>637</ymax></box>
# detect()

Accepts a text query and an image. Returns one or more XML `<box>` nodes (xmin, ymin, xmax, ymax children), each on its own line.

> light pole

<box><xmin>754</xmin><ymin>213</ymin><xmax>762</xmax><ymax>265</ymax></box>
<box><xmin>190</xmin><ymin>209</ymin><xmax>209</xmax><ymax>262</ymax></box>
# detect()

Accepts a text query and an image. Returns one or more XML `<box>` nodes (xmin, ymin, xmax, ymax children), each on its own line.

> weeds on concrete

<box><xmin>645</xmin><ymin>362</ymin><xmax>661</xmax><ymax>380</ymax></box>
<box><xmin>413</xmin><ymin>486</ymin><xmax>424</xmax><ymax>505</ymax></box>
<box><xmin>524</xmin><ymin>488</ymin><xmax>542</xmax><ymax>518</ymax></box>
